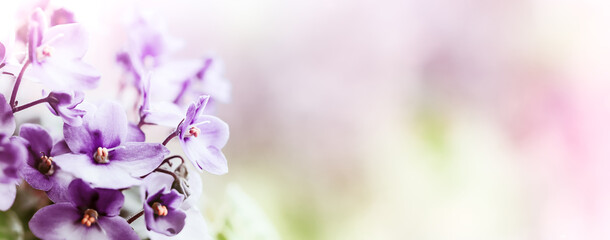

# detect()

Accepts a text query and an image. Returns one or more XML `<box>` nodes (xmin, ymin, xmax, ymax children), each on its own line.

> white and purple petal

<box><xmin>180</xmin><ymin>115</ymin><xmax>229</xmax><ymax>174</ymax></box>
<box><xmin>108</xmin><ymin>142</ymin><xmax>169</xmax><ymax>177</ymax></box>
<box><xmin>53</xmin><ymin>154</ymin><xmax>141</xmax><ymax>189</ymax></box>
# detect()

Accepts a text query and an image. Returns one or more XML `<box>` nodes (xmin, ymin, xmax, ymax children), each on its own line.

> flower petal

<box><xmin>43</xmin><ymin>23</ymin><xmax>88</xmax><ymax>59</ymax></box>
<box><xmin>54</xmin><ymin>154</ymin><xmax>141</xmax><ymax>189</ymax></box>
<box><xmin>51</xmin><ymin>140</ymin><xmax>71</xmax><ymax>156</ymax></box>
<box><xmin>87</xmin><ymin>102</ymin><xmax>128</xmax><ymax>149</ymax></box>
<box><xmin>126</xmin><ymin>123</ymin><xmax>145</xmax><ymax>142</ymax></box>
<box><xmin>192</xmin><ymin>115</ymin><xmax>230</xmax><ymax>148</ymax></box>
<box><xmin>0</xmin><ymin>183</ymin><xmax>16</xmax><ymax>211</ymax></box>
<box><xmin>67</xmin><ymin>178</ymin><xmax>125</xmax><ymax>216</ymax></box>
<box><xmin>180</xmin><ymin>116</ymin><xmax>229</xmax><ymax>174</ymax></box>
<box><xmin>181</xmin><ymin>141</ymin><xmax>227</xmax><ymax>174</ymax></box>
<box><xmin>21</xmin><ymin>164</ymin><xmax>53</xmax><ymax>191</ymax></box>
<box><xmin>149</xmin><ymin>207</ymin><xmax>211</xmax><ymax>240</ymax></box>
<box><xmin>108</xmin><ymin>142</ymin><xmax>169</xmax><ymax>177</ymax></box>
<box><xmin>97</xmin><ymin>216</ymin><xmax>140</xmax><ymax>240</ymax></box>
<box><xmin>64</xmin><ymin>122</ymin><xmax>95</xmax><ymax>154</ymax></box>
<box><xmin>144</xmin><ymin>202</ymin><xmax>186</xmax><ymax>236</ymax></box>
<box><xmin>46</xmin><ymin>169</ymin><xmax>74</xmax><ymax>203</ymax></box>
<box><xmin>29</xmin><ymin>203</ymin><xmax>106</xmax><ymax>240</ymax></box>
<box><xmin>47</xmin><ymin>91</ymin><xmax>86</xmax><ymax>126</ymax></box>
<box><xmin>0</xmin><ymin>94</ymin><xmax>15</xmax><ymax>136</ymax></box>
<box><xmin>36</xmin><ymin>58</ymin><xmax>100</xmax><ymax>91</ymax></box>
<box><xmin>142</xmin><ymin>172</ymin><xmax>173</xmax><ymax>199</ymax></box>
<box><xmin>19</xmin><ymin>123</ymin><xmax>53</xmax><ymax>156</ymax></box>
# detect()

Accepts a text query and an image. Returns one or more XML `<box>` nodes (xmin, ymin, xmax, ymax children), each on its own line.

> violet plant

<box><xmin>0</xmin><ymin>5</ymin><xmax>230</xmax><ymax>240</ymax></box>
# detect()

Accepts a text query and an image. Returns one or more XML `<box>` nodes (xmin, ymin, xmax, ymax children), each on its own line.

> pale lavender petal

<box><xmin>181</xmin><ymin>96</ymin><xmax>209</xmax><ymax>133</ymax></box>
<box><xmin>54</xmin><ymin>154</ymin><xmax>141</xmax><ymax>189</ymax></box>
<box><xmin>182</xmin><ymin>141</ymin><xmax>228</xmax><ymax>174</ymax></box>
<box><xmin>42</xmin><ymin>23</ymin><xmax>88</xmax><ymax>59</ymax></box>
<box><xmin>46</xmin><ymin>169</ymin><xmax>73</xmax><ymax>203</ymax></box>
<box><xmin>180</xmin><ymin>116</ymin><xmax>229</xmax><ymax>174</ymax></box>
<box><xmin>0</xmin><ymin>183</ymin><xmax>16</xmax><ymax>211</ymax></box>
<box><xmin>0</xmin><ymin>94</ymin><xmax>15</xmax><ymax>136</ymax></box>
<box><xmin>191</xmin><ymin>115</ymin><xmax>230</xmax><ymax>148</ymax></box>
<box><xmin>51</xmin><ymin>140</ymin><xmax>71</xmax><ymax>156</ymax></box>
<box><xmin>126</xmin><ymin>123</ymin><xmax>145</xmax><ymax>142</ymax></box>
<box><xmin>35</xmin><ymin>58</ymin><xmax>100</xmax><ymax>91</ymax></box>
<box><xmin>143</xmin><ymin>102</ymin><xmax>184</xmax><ymax>127</ymax></box>
<box><xmin>109</xmin><ymin>142</ymin><xmax>169</xmax><ymax>176</ymax></box>
<box><xmin>64</xmin><ymin>121</ymin><xmax>95</xmax><ymax>154</ymax></box>
<box><xmin>142</xmin><ymin>172</ymin><xmax>173</xmax><ymax>199</ymax></box>
<box><xmin>87</xmin><ymin>102</ymin><xmax>128</xmax><ymax>148</ymax></box>
<box><xmin>97</xmin><ymin>216</ymin><xmax>140</xmax><ymax>240</ymax></box>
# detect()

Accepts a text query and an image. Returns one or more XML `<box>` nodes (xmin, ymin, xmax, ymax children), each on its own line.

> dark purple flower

<box><xmin>50</xmin><ymin>8</ymin><xmax>75</xmax><ymax>26</ymax></box>
<box><xmin>178</xmin><ymin>96</ymin><xmax>229</xmax><ymax>174</ymax></box>
<box><xmin>45</xmin><ymin>90</ymin><xmax>86</xmax><ymax>126</ymax></box>
<box><xmin>142</xmin><ymin>172</ymin><xmax>186</xmax><ymax>236</ymax></box>
<box><xmin>27</xmin><ymin>8</ymin><xmax>100</xmax><ymax>91</ymax></box>
<box><xmin>29</xmin><ymin>179</ymin><xmax>139</xmax><ymax>239</ymax></box>
<box><xmin>19</xmin><ymin>123</ymin><xmax>74</xmax><ymax>202</ymax></box>
<box><xmin>53</xmin><ymin>102</ymin><xmax>169</xmax><ymax>189</ymax></box>
<box><xmin>0</xmin><ymin>135</ymin><xmax>27</xmax><ymax>211</ymax></box>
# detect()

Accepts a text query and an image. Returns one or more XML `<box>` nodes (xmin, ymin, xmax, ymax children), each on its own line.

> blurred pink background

<box><xmin>6</xmin><ymin>0</ymin><xmax>610</xmax><ymax>239</ymax></box>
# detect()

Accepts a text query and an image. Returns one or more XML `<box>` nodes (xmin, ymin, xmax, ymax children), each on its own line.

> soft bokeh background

<box><xmin>6</xmin><ymin>0</ymin><xmax>610</xmax><ymax>239</ymax></box>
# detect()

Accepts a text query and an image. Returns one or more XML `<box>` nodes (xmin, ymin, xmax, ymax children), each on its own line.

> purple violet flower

<box><xmin>29</xmin><ymin>179</ymin><xmax>139</xmax><ymax>239</ymax></box>
<box><xmin>142</xmin><ymin>172</ymin><xmax>186</xmax><ymax>236</ymax></box>
<box><xmin>178</xmin><ymin>96</ymin><xmax>229</xmax><ymax>174</ymax></box>
<box><xmin>148</xmin><ymin>172</ymin><xmax>211</xmax><ymax>240</ymax></box>
<box><xmin>0</xmin><ymin>93</ymin><xmax>26</xmax><ymax>210</ymax></box>
<box><xmin>0</xmin><ymin>135</ymin><xmax>27</xmax><ymax>211</ymax></box>
<box><xmin>27</xmin><ymin>8</ymin><xmax>100</xmax><ymax>92</ymax></box>
<box><xmin>53</xmin><ymin>102</ymin><xmax>169</xmax><ymax>189</ymax></box>
<box><xmin>44</xmin><ymin>90</ymin><xmax>86</xmax><ymax>126</ymax></box>
<box><xmin>19</xmin><ymin>123</ymin><xmax>74</xmax><ymax>203</ymax></box>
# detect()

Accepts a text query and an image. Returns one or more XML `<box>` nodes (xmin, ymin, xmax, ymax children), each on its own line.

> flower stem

<box><xmin>160</xmin><ymin>155</ymin><xmax>185</xmax><ymax>168</ymax></box>
<box><xmin>162</xmin><ymin>131</ymin><xmax>177</xmax><ymax>146</ymax></box>
<box><xmin>12</xmin><ymin>96</ymin><xmax>51</xmax><ymax>113</ymax></box>
<box><xmin>127</xmin><ymin>210</ymin><xmax>144</xmax><ymax>224</ymax></box>
<box><xmin>9</xmin><ymin>60</ymin><xmax>31</xmax><ymax>108</ymax></box>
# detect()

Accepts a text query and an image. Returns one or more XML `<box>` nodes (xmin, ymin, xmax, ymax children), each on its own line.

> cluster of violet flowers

<box><xmin>0</xmin><ymin>6</ymin><xmax>230</xmax><ymax>239</ymax></box>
